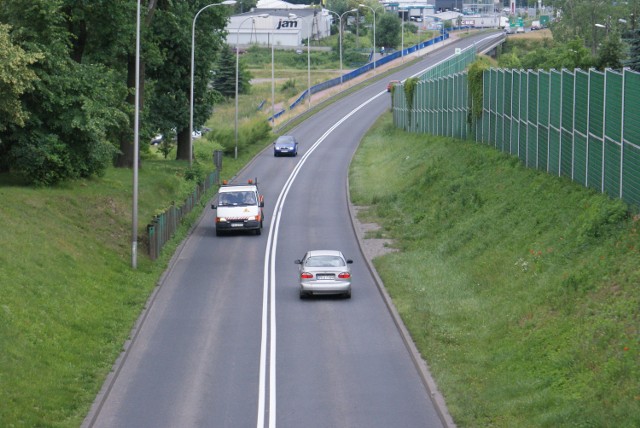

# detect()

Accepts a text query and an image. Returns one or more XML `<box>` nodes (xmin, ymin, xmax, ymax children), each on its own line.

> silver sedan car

<box><xmin>295</xmin><ymin>250</ymin><xmax>353</xmax><ymax>299</ymax></box>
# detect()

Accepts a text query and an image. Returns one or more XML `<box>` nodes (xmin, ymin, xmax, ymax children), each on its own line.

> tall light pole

<box><xmin>271</xmin><ymin>33</ymin><xmax>275</xmax><ymax>125</ymax></box>
<box><xmin>307</xmin><ymin>19</ymin><xmax>311</xmax><ymax>109</ymax></box>
<box><xmin>190</xmin><ymin>0</ymin><xmax>236</xmax><ymax>166</ymax></box>
<box><xmin>327</xmin><ymin>9</ymin><xmax>358</xmax><ymax>85</ymax></box>
<box><xmin>358</xmin><ymin>4</ymin><xmax>378</xmax><ymax>73</ymax></box>
<box><xmin>325</xmin><ymin>10</ymin><xmax>342</xmax><ymax>84</ymax></box>
<box><xmin>132</xmin><ymin>0</ymin><xmax>141</xmax><ymax>269</ymax></box>
<box><xmin>289</xmin><ymin>13</ymin><xmax>312</xmax><ymax>109</ymax></box>
<box><xmin>235</xmin><ymin>13</ymin><xmax>268</xmax><ymax>159</ymax></box>
<box><xmin>401</xmin><ymin>9</ymin><xmax>405</xmax><ymax>62</ymax></box>
<box><xmin>271</xmin><ymin>13</ymin><xmax>297</xmax><ymax>125</ymax></box>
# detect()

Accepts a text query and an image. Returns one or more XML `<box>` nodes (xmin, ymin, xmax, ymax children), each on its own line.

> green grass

<box><xmin>6</xmin><ymin>31</ymin><xmax>636</xmax><ymax>427</ymax></box>
<box><xmin>350</xmin><ymin>114</ymin><xmax>640</xmax><ymax>427</ymax></box>
<box><xmin>0</xmin><ymin>132</ymin><xmax>272</xmax><ymax>426</ymax></box>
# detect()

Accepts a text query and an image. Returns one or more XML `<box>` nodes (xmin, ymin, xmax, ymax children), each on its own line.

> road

<box><xmin>84</xmin><ymin>32</ymin><xmax>501</xmax><ymax>428</ymax></box>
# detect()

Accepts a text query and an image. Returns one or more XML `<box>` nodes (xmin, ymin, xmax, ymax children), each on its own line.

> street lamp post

<box><xmin>307</xmin><ymin>21</ymin><xmax>311</xmax><ymax>109</ymax></box>
<box><xmin>324</xmin><ymin>10</ymin><xmax>342</xmax><ymax>85</ymax></box>
<box><xmin>324</xmin><ymin>9</ymin><xmax>357</xmax><ymax>86</ymax></box>
<box><xmin>401</xmin><ymin>9</ymin><xmax>405</xmax><ymax>62</ymax></box>
<box><xmin>358</xmin><ymin>4</ymin><xmax>379</xmax><ymax>73</ymax></box>
<box><xmin>235</xmin><ymin>14</ymin><xmax>268</xmax><ymax>159</ymax></box>
<box><xmin>340</xmin><ymin>9</ymin><xmax>358</xmax><ymax>84</ymax></box>
<box><xmin>271</xmin><ymin>13</ymin><xmax>297</xmax><ymax>125</ymax></box>
<box><xmin>290</xmin><ymin>14</ymin><xmax>312</xmax><ymax>109</ymax></box>
<box><xmin>190</xmin><ymin>0</ymin><xmax>236</xmax><ymax>167</ymax></box>
<box><xmin>132</xmin><ymin>0</ymin><xmax>141</xmax><ymax>269</ymax></box>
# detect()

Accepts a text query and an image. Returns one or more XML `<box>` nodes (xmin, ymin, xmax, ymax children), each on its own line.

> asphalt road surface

<box><xmin>84</xmin><ymin>32</ymin><xmax>502</xmax><ymax>428</ymax></box>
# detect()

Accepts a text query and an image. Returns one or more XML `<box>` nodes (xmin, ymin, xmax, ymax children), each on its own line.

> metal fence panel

<box><xmin>587</xmin><ymin>70</ymin><xmax>605</xmax><ymax>191</ymax></box>
<box><xmin>518</xmin><ymin>71</ymin><xmax>528</xmax><ymax>162</ymax></box>
<box><xmin>390</xmin><ymin>49</ymin><xmax>640</xmax><ymax>210</ymax></box>
<box><xmin>560</xmin><ymin>70</ymin><xmax>574</xmax><ymax>178</ymax></box>
<box><xmin>604</xmin><ymin>70</ymin><xmax>623</xmax><ymax>198</ymax></box>
<box><xmin>623</xmin><ymin>70</ymin><xmax>640</xmax><ymax>206</ymax></box>
<box><xmin>538</xmin><ymin>71</ymin><xmax>550</xmax><ymax>171</ymax></box>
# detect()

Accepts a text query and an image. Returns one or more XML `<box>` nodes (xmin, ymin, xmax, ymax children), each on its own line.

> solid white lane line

<box><xmin>256</xmin><ymin>35</ymin><xmax>503</xmax><ymax>426</ymax></box>
<box><xmin>257</xmin><ymin>92</ymin><xmax>386</xmax><ymax>428</ymax></box>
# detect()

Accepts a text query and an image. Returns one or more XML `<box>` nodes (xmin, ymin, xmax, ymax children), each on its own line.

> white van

<box><xmin>212</xmin><ymin>180</ymin><xmax>264</xmax><ymax>236</ymax></box>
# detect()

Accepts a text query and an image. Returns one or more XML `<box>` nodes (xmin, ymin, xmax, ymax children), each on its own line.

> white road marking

<box><xmin>257</xmin><ymin>92</ymin><xmax>386</xmax><ymax>428</ymax></box>
<box><xmin>256</xmin><ymin>34</ymin><xmax>502</xmax><ymax>425</ymax></box>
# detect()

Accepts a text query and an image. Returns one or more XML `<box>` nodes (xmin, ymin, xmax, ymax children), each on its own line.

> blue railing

<box><xmin>269</xmin><ymin>32</ymin><xmax>450</xmax><ymax>121</ymax></box>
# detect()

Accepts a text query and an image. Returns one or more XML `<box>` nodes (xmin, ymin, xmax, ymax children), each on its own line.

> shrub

<box><xmin>467</xmin><ymin>56</ymin><xmax>492</xmax><ymax>123</ymax></box>
<box><xmin>206</xmin><ymin>116</ymin><xmax>272</xmax><ymax>155</ymax></box>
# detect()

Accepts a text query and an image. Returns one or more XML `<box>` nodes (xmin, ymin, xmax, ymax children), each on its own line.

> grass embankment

<box><xmin>0</xmin><ymin>135</ymin><xmax>268</xmax><ymax>426</ymax></box>
<box><xmin>350</xmin><ymin>114</ymin><xmax>640</xmax><ymax>427</ymax></box>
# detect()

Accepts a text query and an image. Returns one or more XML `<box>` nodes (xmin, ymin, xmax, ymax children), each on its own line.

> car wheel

<box><xmin>216</xmin><ymin>229</ymin><xmax>222</xmax><ymax>237</ymax></box>
<box><xmin>255</xmin><ymin>227</ymin><xmax>261</xmax><ymax>236</ymax></box>
<box><xmin>299</xmin><ymin>290</ymin><xmax>308</xmax><ymax>299</ymax></box>
<box><xmin>344</xmin><ymin>290</ymin><xmax>351</xmax><ymax>299</ymax></box>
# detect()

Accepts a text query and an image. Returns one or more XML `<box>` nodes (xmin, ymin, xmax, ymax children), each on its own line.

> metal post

<box><xmin>190</xmin><ymin>1</ymin><xmax>236</xmax><ymax>166</ymax></box>
<box><xmin>235</xmin><ymin>13</ymin><xmax>268</xmax><ymax>159</ymax></box>
<box><xmin>307</xmin><ymin>23</ymin><xmax>311</xmax><ymax>109</ymax></box>
<box><xmin>271</xmin><ymin>36</ymin><xmax>275</xmax><ymax>125</ymax></box>
<box><xmin>359</xmin><ymin>4</ymin><xmax>377</xmax><ymax>73</ymax></box>
<box><xmin>132</xmin><ymin>0</ymin><xmax>140</xmax><ymax>269</ymax></box>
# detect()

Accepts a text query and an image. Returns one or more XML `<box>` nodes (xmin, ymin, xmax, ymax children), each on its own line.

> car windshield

<box><xmin>305</xmin><ymin>256</ymin><xmax>345</xmax><ymax>267</ymax></box>
<box><xmin>276</xmin><ymin>137</ymin><xmax>294</xmax><ymax>146</ymax></box>
<box><xmin>218</xmin><ymin>191</ymin><xmax>256</xmax><ymax>206</ymax></box>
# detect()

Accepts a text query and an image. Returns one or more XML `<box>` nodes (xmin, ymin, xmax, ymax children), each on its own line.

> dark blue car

<box><xmin>273</xmin><ymin>135</ymin><xmax>299</xmax><ymax>157</ymax></box>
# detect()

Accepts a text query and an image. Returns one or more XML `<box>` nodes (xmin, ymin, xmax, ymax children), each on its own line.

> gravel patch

<box><xmin>351</xmin><ymin>205</ymin><xmax>398</xmax><ymax>260</ymax></box>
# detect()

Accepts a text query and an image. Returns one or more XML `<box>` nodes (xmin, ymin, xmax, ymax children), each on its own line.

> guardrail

<box><xmin>269</xmin><ymin>32</ymin><xmax>450</xmax><ymax>120</ymax></box>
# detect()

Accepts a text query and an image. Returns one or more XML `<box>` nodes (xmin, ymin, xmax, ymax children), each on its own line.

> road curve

<box><xmin>84</xmin><ymin>32</ymin><xmax>502</xmax><ymax>428</ymax></box>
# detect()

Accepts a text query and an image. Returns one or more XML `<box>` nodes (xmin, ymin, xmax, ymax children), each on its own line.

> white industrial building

<box><xmin>226</xmin><ymin>0</ymin><xmax>332</xmax><ymax>48</ymax></box>
<box><xmin>225</xmin><ymin>0</ymin><xmax>506</xmax><ymax>48</ymax></box>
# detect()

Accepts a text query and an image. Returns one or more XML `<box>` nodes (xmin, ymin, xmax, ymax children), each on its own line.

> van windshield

<box><xmin>218</xmin><ymin>191</ymin><xmax>256</xmax><ymax>206</ymax></box>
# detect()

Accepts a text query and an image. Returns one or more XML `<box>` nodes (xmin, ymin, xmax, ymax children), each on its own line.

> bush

<box><xmin>207</xmin><ymin>116</ymin><xmax>272</xmax><ymax>155</ymax></box>
<box><xmin>467</xmin><ymin>56</ymin><xmax>492</xmax><ymax>123</ymax></box>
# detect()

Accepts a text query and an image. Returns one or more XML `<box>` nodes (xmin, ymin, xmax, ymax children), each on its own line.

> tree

<box><xmin>0</xmin><ymin>25</ymin><xmax>42</xmax><ymax>133</ymax></box>
<box><xmin>376</xmin><ymin>12</ymin><xmax>401</xmax><ymax>50</ymax></box>
<box><xmin>212</xmin><ymin>45</ymin><xmax>252</xmax><ymax>98</ymax></box>
<box><xmin>234</xmin><ymin>0</ymin><xmax>257</xmax><ymax>14</ymax></box>
<box><xmin>624</xmin><ymin>28</ymin><xmax>640</xmax><ymax>71</ymax></box>
<box><xmin>595</xmin><ymin>33</ymin><xmax>624</xmax><ymax>70</ymax></box>
<box><xmin>549</xmin><ymin>0</ymin><xmax>601</xmax><ymax>51</ymax></box>
<box><xmin>0</xmin><ymin>0</ymin><xmax>125</xmax><ymax>184</ymax></box>
<box><xmin>145</xmin><ymin>1</ymin><xmax>231</xmax><ymax>161</ymax></box>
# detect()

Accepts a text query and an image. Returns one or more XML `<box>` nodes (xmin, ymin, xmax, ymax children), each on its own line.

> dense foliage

<box><xmin>212</xmin><ymin>45</ymin><xmax>252</xmax><ymax>98</ymax></box>
<box><xmin>467</xmin><ymin>57</ymin><xmax>491</xmax><ymax>123</ymax></box>
<box><xmin>626</xmin><ymin>28</ymin><xmax>640</xmax><ymax>71</ymax></box>
<box><xmin>376</xmin><ymin>12</ymin><xmax>402</xmax><ymax>50</ymax></box>
<box><xmin>0</xmin><ymin>0</ymin><xmax>235</xmax><ymax>184</ymax></box>
<box><xmin>498</xmin><ymin>37</ymin><xmax>594</xmax><ymax>70</ymax></box>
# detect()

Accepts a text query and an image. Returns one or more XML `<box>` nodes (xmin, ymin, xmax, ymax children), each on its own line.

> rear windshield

<box><xmin>305</xmin><ymin>256</ymin><xmax>345</xmax><ymax>267</ymax></box>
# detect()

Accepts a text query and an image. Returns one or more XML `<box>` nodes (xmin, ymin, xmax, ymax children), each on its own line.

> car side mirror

<box><xmin>346</xmin><ymin>259</ymin><xmax>353</xmax><ymax>264</ymax></box>
<box><xmin>259</xmin><ymin>195</ymin><xmax>264</xmax><ymax>207</ymax></box>
<box><xmin>294</xmin><ymin>259</ymin><xmax>302</xmax><ymax>264</ymax></box>
<box><xmin>211</xmin><ymin>203</ymin><xmax>217</xmax><ymax>209</ymax></box>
